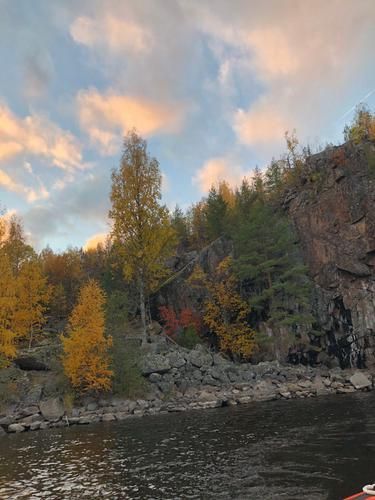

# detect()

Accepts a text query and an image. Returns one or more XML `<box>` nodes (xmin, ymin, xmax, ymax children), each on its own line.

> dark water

<box><xmin>1</xmin><ymin>393</ymin><xmax>375</xmax><ymax>499</ymax></box>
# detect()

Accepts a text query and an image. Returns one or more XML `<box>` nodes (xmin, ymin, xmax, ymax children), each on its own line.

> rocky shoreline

<box><xmin>1</xmin><ymin>342</ymin><xmax>374</xmax><ymax>437</ymax></box>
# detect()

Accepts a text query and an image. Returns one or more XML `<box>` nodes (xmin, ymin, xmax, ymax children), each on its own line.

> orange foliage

<box><xmin>191</xmin><ymin>258</ymin><xmax>257</xmax><ymax>359</ymax></box>
<box><xmin>159</xmin><ymin>306</ymin><xmax>179</xmax><ymax>338</ymax></box>
<box><xmin>62</xmin><ymin>280</ymin><xmax>112</xmax><ymax>393</ymax></box>
<box><xmin>159</xmin><ymin>306</ymin><xmax>202</xmax><ymax>339</ymax></box>
<box><xmin>0</xmin><ymin>253</ymin><xmax>17</xmax><ymax>363</ymax></box>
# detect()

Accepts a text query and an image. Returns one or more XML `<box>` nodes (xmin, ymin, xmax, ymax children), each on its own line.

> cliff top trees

<box><xmin>62</xmin><ymin>280</ymin><xmax>112</xmax><ymax>393</ymax></box>
<box><xmin>344</xmin><ymin>105</ymin><xmax>375</xmax><ymax>144</ymax></box>
<box><xmin>109</xmin><ymin>130</ymin><xmax>176</xmax><ymax>339</ymax></box>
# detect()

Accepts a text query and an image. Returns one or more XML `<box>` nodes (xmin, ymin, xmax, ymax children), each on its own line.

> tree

<box><xmin>14</xmin><ymin>260</ymin><xmax>51</xmax><ymax>348</ymax></box>
<box><xmin>344</xmin><ymin>104</ymin><xmax>375</xmax><ymax>143</ymax></box>
<box><xmin>234</xmin><ymin>200</ymin><xmax>313</xmax><ymax>331</ymax></box>
<box><xmin>62</xmin><ymin>280</ymin><xmax>112</xmax><ymax>393</ymax></box>
<box><xmin>206</xmin><ymin>186</ymin><xmax>227</xmax><ymax>240</ymax></box>
<box><xmin>2</xmin><ymin>215</ymin><xmax>35</xmax><ymax>274</ymax></box>
<box><xmin>109</xmin><ymin>130</ymin><xmax>176</xmax><ymax>340</ymax></box>
<box><xmin>187</xmin><ymin>201</ymin><xmax>209</xmax><ymax>249</ymax></box>
<box><xmin>40</xmin><ymin>247</ymin><xmax>84</xmax><ymax>312</ymax></box>
<box><xmin>190</xmin><ymin>258</ymin><xmax>257</xmax><ymax>359</ymax></box>
<box><xmin>171</xmin><ymin>205</ymin><xmax>189</xmax><ymax>248</ymax></box>
<box><xmin>0</xmin><ymin>253</ymin><xmax>17</xmax><ymax>365</ymax></box>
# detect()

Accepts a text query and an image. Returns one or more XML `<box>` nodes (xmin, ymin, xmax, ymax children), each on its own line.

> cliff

<box><xmin>286</xmin><ymin>140</ymin><xmax>375</xmax><ymax>368</ymax></box>
<box><xmin>155</xmin><ymin>141</ymin><xmax>375</xmax><ymax>368</ymax></box>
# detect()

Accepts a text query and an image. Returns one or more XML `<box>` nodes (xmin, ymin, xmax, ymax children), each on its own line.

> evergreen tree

<box><xmin>206</xmin><ymin>186</ymin><xmax>227</xmax><ymax>240</ymax></box>
<box><xmin>234</xmin><ymin>201</ymin><xmax>313</xmax><ymax>331</ymax></box>
<box><xmin>171</xmin><ymin>205</ymin><xmax>189</xmax><ymax>248</ymax></box>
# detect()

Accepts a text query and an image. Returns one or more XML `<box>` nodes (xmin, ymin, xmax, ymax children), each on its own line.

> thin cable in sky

<box><xmin>339</xmin><ymin>88</ymin><xmax>375</xmax><ymax>121</ymax></box>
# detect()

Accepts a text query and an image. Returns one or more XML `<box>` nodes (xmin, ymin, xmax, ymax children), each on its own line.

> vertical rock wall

<box><xmin>287</xmin><ymin>141</ymin><xmax>375</xmax><ymax>367</ymax></box>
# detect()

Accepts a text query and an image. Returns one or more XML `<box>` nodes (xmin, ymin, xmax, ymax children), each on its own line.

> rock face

<box><xmin>14</xmin><ymin>357</ymin><xmax>49</xmax><ymax>371</ymax></box>
<box><xmin>154</xmin><ymin>237</ymin><xmax>233</xmax><ymax>315</ymax></box>
<box><xmin>286</xmin><ymin>141</ymin><xmax>375</xmax><ymax>368</ymax></box>
<box><xmin>155</xmin><ymin>141</ymin><xmax>375</xmax><ymax>369</ymax></box>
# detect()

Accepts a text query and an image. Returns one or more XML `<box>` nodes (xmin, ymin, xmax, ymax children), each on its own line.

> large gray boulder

<box><xmin>189</xmin><ymin>348</ymin><xmax>213</xmax><ymax>370</ymax></box>
<box><xmin>8</xmin><ymin>423</ymin><xmax>25</xmax><ymax>433</ymax></box>
<box><xmin>141</xmin><ymin>354</ymin><xmax>172</xmax><ymax>376</ymax></box>
<box><xmin>168</xmin><ymin>351</ymin><xmax>186</xmax><ymax>369</ymax></box>
<box><xmin>39</xmin><ymin>397</ymin><xmax>65</xmax><ymax>421</ymax></box>
<box><xmin>350</xmin><ymin>372</ymin><xmax>372</xmax><ymax>390</ymax></box>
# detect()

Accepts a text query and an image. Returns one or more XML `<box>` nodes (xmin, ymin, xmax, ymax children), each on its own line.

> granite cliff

<box><xmin>155</xmin><ymin>141</ymin><xmax>375</xmax><ymax>368</ymax></box>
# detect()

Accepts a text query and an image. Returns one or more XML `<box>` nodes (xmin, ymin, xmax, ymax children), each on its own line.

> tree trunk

<box><xmin>29</xmin><ymin>325</ymin><xmax>33</xmax><ymax>350</ymax></box>
<box><xmin>138</xmin><ymin>275</ymin><xmax>147</xmax><ymax>344</ymax></box>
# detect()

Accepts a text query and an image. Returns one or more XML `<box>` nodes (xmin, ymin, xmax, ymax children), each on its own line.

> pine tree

<box><xmin>109</xmin><ymin>131</ymin><xmax>176</xmax><ymax>340</ymax></box>
<box><xmin>171</xmin><ymin>205</ymin><xmax>189</xmax><ymax>248</ymax></box>
<box><xmin>206</xmin><ymin>186</ymin><xmax>227</xmax><ymax>240</ymax></box>
<box><xmin>234</xmin><ymin>200</ymin><xmax>313</xmax><ymax>331</ymax></box>
<box><xmin>62</xmin><ymin>280</ymin><xmax>112</xmax><ymax>393</ymax></box>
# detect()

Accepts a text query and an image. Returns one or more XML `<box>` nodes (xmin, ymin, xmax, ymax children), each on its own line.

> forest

<box><xmin>0</xmin><ymin>105</ymin><xmax>374</xmax><ymax>395</ymax></box>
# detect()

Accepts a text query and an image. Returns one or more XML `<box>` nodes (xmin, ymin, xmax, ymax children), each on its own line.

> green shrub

<box><xmin>112</xmin><ymin>340</ymin><xmax>147</xmax><ymax>398</ymax></box>
<box><xmin>176</xmin><ymin>326</ymin><xmax>202</xmax><ymax>349</ymax></box>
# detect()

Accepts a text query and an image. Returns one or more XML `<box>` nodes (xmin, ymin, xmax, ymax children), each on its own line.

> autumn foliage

<box><xmin>0</xmin><ymin>253</ymin><xmax>17</xmax><ymax>363</ymax></box>
<box><xmin>190</xmin><ymin>258</ymin><xmax>257</xmax><ymax>359</ymax></box>
<box><xmin>62</xmin><ymin>280</ymin><xmax>112</xmax><ymax>393</ymax></box>
<box><xmin>159</xmin><ymin>306</ymin><xmax>202</xmax><ymax>339</ymax></box>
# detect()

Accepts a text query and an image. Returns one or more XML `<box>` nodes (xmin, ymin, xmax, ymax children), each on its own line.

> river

<box><xmin>1</xmin><ymin>393</ymin><xmax>375</xmax><ymax>499</ymax></box>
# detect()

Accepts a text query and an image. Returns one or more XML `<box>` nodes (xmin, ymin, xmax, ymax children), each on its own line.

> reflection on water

<box><xmin>1</xmin><ymin>393</ymin><xmax>375</xmax><ymax>499</ymax></box>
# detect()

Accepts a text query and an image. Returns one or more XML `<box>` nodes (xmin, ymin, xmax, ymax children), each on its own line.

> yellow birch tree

<box><xmin>14</xmin><ymin>260</ymin><xmax>51</xmax><ymax>348</ymax></box>
<box><xmin>109</xmin><ymin>130</ymin><xmax>176</xmax><ymax>341</ymax></box>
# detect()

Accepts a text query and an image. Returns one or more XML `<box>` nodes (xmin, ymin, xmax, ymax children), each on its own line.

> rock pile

<box><xmin>0</xmin><ymin>344</ymin><xmax>373</xmax><ymax>436</ymax></box>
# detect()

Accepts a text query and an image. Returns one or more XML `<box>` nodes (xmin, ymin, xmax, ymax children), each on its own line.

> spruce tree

<box><xmin>234</xmin><ymin>200</ymin><xmax>313</xmax><ymax>331</ymax></box>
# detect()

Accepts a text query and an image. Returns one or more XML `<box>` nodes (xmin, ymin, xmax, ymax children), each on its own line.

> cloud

<box><xmin>0</xmin><ymin>102</ymin><xmax>83</xmax><ymax>170</ymax></box>
<box><xmin>188</xmin><ymin>0</ymin><xmax>375</xmax><ymax>149</ymax></box>
<box><xmin>193</xmin><ymin>157</ymin><xmax>252</xmax><ymax>194</ymax></box>
<box><xmin>77</xmin><ymin>89</ymin><xmax>185</xmax><ymax>154</ymax></box>
<box><xmin>70</xmin><ymin>15</ymin><xmax>152</xmax><ymax>55</ymax></box>
<box><xmin>0</xmin><ymin>168</ymin><xmax>49</xmax><ymax>203</ymax></box>
<box><xmin>83</xmin><ymin>232</ymin><xmax>108</xmax><ymax>251</ymax></box>
<box><xmin>233</xmin><ymin>99</ymin><xmax>290</xmax><ymax>146</ymax></box>
<box><xmin>245</xmin><ymin>28</ymin><xmax>298</xmax><ymax>80</ymax></box>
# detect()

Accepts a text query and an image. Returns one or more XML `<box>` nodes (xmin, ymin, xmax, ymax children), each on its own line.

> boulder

<box><xmin>189</xmin><ymin>348</ymin><xmax>213</xmax><ymax>370</ymax></box>
<box><xmin>141</xmin><ymin>355</ymin><xmax>171</xmax><ymax>376</ymax></box>
<box><xmin>87</xmin><ymin>402</ymin><xmax>98</xmax><ymax>411</ymax></box>
<box><xmin>8</xmin><ymin>423</ymin><xmax>25</xmax><ymax>433</ymax></box>
<box><xmin>39</xmin><ymin>397</ymin><xmax>65</xmax><ymax>421</ymax></box>
<box><xmin>168</xmin><ymin>352</ymin><xmax>186</xmax><ymax>369</ymax></box>
<box><xmin>30</xmin><ymin>421</ymin><xmax>42</xmax><ymax>431</ymax></box>
<box><xmin>350</xmin><ymin>372</ymin><xmax>372</xmax><ymax>390</ymax></box>
<box><xmin>102</xmin><ymin>413</ymin><xmax>116</xmax><ymax>422</ymax></box>
<box><xmin>0</xmin><ymin>426</ymin><xmax>6</xmax><ymax>436</ymax></box>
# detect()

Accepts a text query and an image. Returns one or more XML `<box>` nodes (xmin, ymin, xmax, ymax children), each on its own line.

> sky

<box><xmin>0</xmin><ymin>0</ymin><xmax>374</xmax><ymax>252</ymax></box>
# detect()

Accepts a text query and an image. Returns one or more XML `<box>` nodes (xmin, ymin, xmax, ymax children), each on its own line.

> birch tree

<box><xmin>109</xmin><ymin>131</ymin><xmax>176</xmax><ymax>341</ymax></box>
